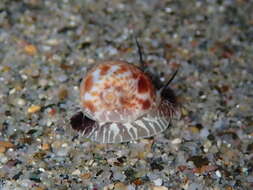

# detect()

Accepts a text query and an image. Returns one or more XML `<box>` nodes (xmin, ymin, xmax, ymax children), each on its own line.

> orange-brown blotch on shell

<box><xmin>82</xmin><ymin>101</ymin><xmax>96</xmax><ymax>113</ymax></box>
<box><xmin>142</xmin><ymin>99</ymin><xmax>151</xmax><ymax>110</ymax></box>
<box><xmin>138</xmin><ymin>75</ymin><xmax>150</xmax><ymax>93</ymax></box>
<box><xmin>83</xmin><ymin>75</ymin><xmax>93</xmax><ymax>92</ymax></box>
<box><xmin>115</xmin><ymin>65</ymin><xmax>128</xmax><ymax>75</ymax></box>
<box><xmin>100</xmin><ymin>64</ymin><xmax>110</xmax><ymax>75</ymax></box>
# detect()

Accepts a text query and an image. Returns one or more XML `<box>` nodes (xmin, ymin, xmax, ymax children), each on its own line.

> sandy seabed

<box><xmin>0</xmin><ymin>0</ymin><xmax>253</xmax><ymax>189</ymax></box>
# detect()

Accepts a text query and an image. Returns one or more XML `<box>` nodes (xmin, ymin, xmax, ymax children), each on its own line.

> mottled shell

<box><xmin>72</xmin><ymin>60</ymin><xmax>175</xmax><ymax>143</ymax></box>
<box><xmin>80</xmin><ymin>61</ymin><xmax>156</xmax><ymax>123</ymax></box>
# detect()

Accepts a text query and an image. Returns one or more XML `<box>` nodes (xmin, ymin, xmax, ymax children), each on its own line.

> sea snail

<box><xmin>70</xmin><ymin>40</ymin><xmax>178</xmax><ymax>143</ymax></box>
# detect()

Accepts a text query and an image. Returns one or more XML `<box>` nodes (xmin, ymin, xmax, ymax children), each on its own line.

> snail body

<box><xmin>70</xmin><ymin>42</ymin><xmax>177</xmax><ymax>143</ymax></box>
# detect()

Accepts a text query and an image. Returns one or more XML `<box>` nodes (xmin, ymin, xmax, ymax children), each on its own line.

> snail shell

<box><xmin>80</xmin><ymin>61</ymin><xmax>156</xmax><ymax>123</ymax></box>
<box><xmin>71</xmin><ymin>61</ymin><xmax>176</xmax><ymax>143</ymax></box>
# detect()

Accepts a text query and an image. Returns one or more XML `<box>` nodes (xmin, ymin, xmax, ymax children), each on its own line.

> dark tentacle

<box><xmin>160</xmin><ymin>69</ymin><xmax>179</xmax><ymax>105</ymax></box>
<box><xmin>163</xmin><ymin>69</ymin><xmax>178</xmax><ymax>90</ymax></box>
<box><xmin>135</xmin><ymin>37</ymin><xmax>145</xmax><ymax>70</ymax></box>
